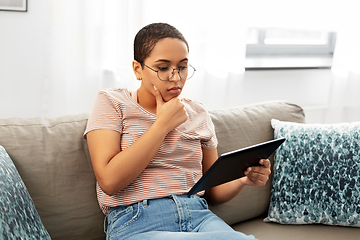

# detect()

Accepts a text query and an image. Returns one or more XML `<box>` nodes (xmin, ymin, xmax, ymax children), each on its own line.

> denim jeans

<box><xmin>105</xmin><ymin>194</ymin><xmax>257</xmax><ymax>240</ymax></box>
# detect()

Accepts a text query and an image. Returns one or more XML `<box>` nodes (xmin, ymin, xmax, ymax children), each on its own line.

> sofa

<box><xmin>1</xmin><ymin>100</ymin><xmax>360</xmax><ymax>240</ymax></box>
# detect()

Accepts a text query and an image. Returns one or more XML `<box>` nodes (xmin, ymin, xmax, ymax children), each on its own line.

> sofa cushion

<box><xmin>208</xmin><ymin>101</ymin><xmax>305</xmax><ymax>225</ymax></box>
<box><xmin>265</xmin><ymin>119</ymin><xmax>360</xmax><ymax>227</ymax></box>
<box><xmin>233</xmin><ymin>216</ymin><xmax>360</xmax><ymax>240</ymax></box>
<box><xmin>0</xmin><ymin>114</ymin><xmax>105</xmax><ymax>240</ymax></box>
<box><xmin>0</xmin><ymin>145</ymin><xmax>51</xmax><ymax>240</ymax></box>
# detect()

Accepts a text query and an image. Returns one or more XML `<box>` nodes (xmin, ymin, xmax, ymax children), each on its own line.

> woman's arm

<box><xmin>87</xmin><ymin>124</ymin><xmax>167</xmax><ymax>195</ymax></box>
<box><xmin>87</xmin><ymin>88</ymin><xmax>187</xmax><ymax>195</ymax></box>
<box><xmin>202</xmin><ymin>148</ymin><xmax>271</xmax><ymax>205</ymax></box>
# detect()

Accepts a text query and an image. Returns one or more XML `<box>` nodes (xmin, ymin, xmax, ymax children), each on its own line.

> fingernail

<box><xmin>153</xmin><ymin>86</ymin><xmax>157</xmax><ymax>91</ymax></box>
<box><xmin>260</xmin><ymin>159</ymin><xmax>264</xmax><ymax>164</ymax></box>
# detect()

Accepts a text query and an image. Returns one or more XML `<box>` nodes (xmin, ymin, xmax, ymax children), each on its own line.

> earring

<box><xmin>137</xmin><ymin>77</ymin><xmax>142</xmax><ymax>80</ymax></box>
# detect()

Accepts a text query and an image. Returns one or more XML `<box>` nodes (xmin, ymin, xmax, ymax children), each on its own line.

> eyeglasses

<box><xmin>144</xmin><ymin>64</ymin><xmax>196</xmax><ymax>81</ymax></box>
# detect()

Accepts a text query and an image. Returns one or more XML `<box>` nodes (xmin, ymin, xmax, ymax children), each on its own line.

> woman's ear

<box><xmin>132</xmin><ymin>60</ymin><xmax>143</xmax><ymax>80</ymax></box>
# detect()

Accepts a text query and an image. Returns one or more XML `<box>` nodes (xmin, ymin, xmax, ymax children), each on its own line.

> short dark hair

<box><xmin>134</xmin><ymin>23</ymin><xmax>189</xmax><ymax>66</ymax></box>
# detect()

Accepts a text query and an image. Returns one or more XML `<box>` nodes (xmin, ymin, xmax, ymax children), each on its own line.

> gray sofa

<box><xmin>1</xmin><ymin>101</ymin><xmax>359</xmax><ymax>240</ymax></box>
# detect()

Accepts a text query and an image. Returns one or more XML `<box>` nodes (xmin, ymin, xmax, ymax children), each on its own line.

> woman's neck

<box><xmin>137</xmin><ymin>85</ymin><xmax>157</xmax><ymax>114</ymax></box>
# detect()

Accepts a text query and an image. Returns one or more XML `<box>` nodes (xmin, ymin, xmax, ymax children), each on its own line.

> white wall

<box><xmin>0</xmin><ymin>1</ymin><xmax>358</xmax><ymax>124</ymax></box>
<box><xmin>0</xmin><ymin>0</ymin><xmax>47</xmax><ymax>118</ymax></box>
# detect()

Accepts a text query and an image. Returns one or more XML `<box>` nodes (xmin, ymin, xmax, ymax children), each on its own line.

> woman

<box><xmin>85</xmin><ymin>23</ymin><xmax>271</xmax><ymax>239</ymax></box>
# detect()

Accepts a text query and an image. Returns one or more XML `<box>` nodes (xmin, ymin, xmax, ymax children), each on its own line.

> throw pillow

<box><xmin>265</xmin><ymin>119</ymin><xmax>360</xmax><ymax>227</ymax></box>
<box><xmin>0</xmin><ymin>145</ymin><xmax>51</xmax><ymax>239</ymax></box>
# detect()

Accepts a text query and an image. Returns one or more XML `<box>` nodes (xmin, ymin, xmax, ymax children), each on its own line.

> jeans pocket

<box><xmin>107</xmin><ymin>204</ymin><xmax>142</xmax><ymax>239</ymax></box>
<box><xmin>192</xmin><ymin>195</ymin><xmax>209</xmax><ymax>209</ymax></box>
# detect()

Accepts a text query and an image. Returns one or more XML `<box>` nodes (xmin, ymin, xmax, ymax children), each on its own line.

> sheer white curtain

<box><xmin>327</xmin><ymin>2</ymin><xmax>360</xmax><ymax>123</ymax></box>
<box><xmin>40</xmin><ymin>0</ymin><xmax>359</xmax><ymax>120</ymax></box>
<box><xmin>41</xmin><ymin>0</ymin><xmax>246</xmax><ymax>117</ymax></box>
<box><xmin>142</xmin><ymin>0</ymin><xmax>247</xmax><ymax>110</ymax></box>
<box><xmin>42</xmin><ymin>0</ymin><xmax>106</xmax><ymax>117</ymax></box>
<box><xmin>40</xmin><ymin>0</ymin><xmax>142</xmax><ymax>117</ymax></box>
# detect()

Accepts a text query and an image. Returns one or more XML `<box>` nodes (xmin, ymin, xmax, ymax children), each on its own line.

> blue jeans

<box><xmin>105</xmin><ymin>194</ymin><xmax>257</xmax><ymax>239</ymax></box>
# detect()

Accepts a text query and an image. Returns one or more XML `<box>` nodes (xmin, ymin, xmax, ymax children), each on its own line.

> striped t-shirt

<box><xmin>84</xmin><ymin>88</ymin><xmax>218</xmax><ymax>214</ymax></box>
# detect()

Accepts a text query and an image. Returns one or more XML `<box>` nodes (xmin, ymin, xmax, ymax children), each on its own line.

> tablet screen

<box><xmin>187</xmin><ymin>138</ymin><xmax>286</xmax><ymax>196</ymax></box>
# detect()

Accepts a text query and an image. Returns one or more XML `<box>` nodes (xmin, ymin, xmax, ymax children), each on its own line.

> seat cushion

<box><xmin>232</xmin><ymin>217</ymin><xmax>360</xmax><ymax>240</ymax></box>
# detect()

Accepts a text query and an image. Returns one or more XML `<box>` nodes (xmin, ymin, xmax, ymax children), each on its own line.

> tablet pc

<box><xmin>187</xmin><ymin>137</ymin><xmax>286</xmax><ymax>196</ymax></box>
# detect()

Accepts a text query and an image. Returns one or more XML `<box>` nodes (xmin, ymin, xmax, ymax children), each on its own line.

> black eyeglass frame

<box><xmin>143</xmin><ymin>64</ymin><xmax>196</xmax><ymax>81</ymax></box>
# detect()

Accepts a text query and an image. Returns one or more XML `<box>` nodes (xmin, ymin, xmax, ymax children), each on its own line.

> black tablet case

<box><xmin>187</xmin><ymin>138</ymin><xmax>286</xmax><ymax>196</ymax></box>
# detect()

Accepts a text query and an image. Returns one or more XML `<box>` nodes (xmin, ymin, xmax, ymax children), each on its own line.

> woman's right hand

<box><xmin>154</xmin><ymin>86</ymin><xmax>188</xmax><ymax>132</ymax></box>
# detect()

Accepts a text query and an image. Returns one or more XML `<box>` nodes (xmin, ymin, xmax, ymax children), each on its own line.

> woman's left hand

<box><xmin>240</xmin><ymin>159</ymin><xmax>271</xmax><ymax>187</ymax></box>
<box><xmin>203</xmin><ymin>149</ymin><xmax>272</xmax><ymax>205</ymax></box>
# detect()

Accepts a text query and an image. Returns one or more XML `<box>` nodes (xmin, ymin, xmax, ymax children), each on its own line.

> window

<box><xmin>245</xmin><ymin>28</ymin><xmax>337</xmax><ymax>69</ymax></box>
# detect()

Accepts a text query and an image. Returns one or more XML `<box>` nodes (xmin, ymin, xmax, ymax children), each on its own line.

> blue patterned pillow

<box><xmin>0</xmin><ymin>145</ymin><xmax>51</xmax><ymax>239</ymax></box>
<box><xmin>265</xmin><ymin>119</ymin><xmax>360</xmax><ymax>227</ymax></box>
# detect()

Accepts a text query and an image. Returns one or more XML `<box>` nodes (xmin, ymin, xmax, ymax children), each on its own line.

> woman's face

<box><xmin>139</xmin><ymin>37</ymin><xmax>189</xmax><ymax>102</ymax></box>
